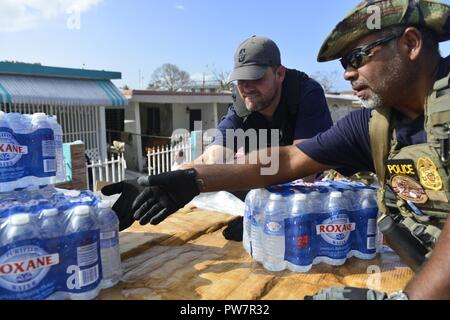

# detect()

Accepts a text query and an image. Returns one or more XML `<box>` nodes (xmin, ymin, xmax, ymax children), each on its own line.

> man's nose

<box><xmin>343</xmin><ymin>66</ymin><xmax>358</xmax><ymax>82</ymax></box>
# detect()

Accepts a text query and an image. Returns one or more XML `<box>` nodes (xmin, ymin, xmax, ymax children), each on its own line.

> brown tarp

<box><xmin>98</xmin><ymin>206</ymin><xmax>414</xmax><ymax>300</ymax></box>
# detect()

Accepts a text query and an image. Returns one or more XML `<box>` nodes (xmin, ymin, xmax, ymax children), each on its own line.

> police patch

<box><xmin>417</xmin><ymin>157</ymin><xmax>443</xmax><ymax>191</ymax></box>
<box><xmin>385</xmin><ymin>159</ymin><xmax>419</xmax><ymax>180</ymax></box>
<box><xmin>390</xmin><ymin>175</ymin><xmax>429</xmax><ymax>204</ymax></box>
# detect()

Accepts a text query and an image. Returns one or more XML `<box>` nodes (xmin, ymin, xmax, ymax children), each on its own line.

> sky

<box><xmin>0</xmin><ymin>0</ymin><xmax>449</xmax><ymax>92</ymax></box>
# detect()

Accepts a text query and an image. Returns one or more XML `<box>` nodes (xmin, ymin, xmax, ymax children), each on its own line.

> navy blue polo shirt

<box><xmin>298</xmin><ymin>55</ymin><xmax>450</xmax><ymax>177</ymax></box>
<box><xmin>212</xmin><ymin>74</ymin><xmax>333</xmax><ymax>153</ymax></box>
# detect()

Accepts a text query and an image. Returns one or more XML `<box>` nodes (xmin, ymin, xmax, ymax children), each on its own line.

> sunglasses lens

<box><xmin>349</xmin><ymin>52</ymin><xmax>363</xmax><ymax>69</ymax></box>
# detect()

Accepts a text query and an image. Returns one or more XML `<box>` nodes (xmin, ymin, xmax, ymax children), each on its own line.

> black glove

<box><xmin>304</xmin><ymin>287</ymin><xmax>387</xmax><ymax>300</ymax></box>
<box><xmin>222</xmin><ymin>216</ymin><xmax>243</xmax><ymax>242</ymax></box>
<box><xmin>101</xmin><ymin>179</ymin><xmax>146</xmax><ymax>231</ymax></box>
<box><xmin>131</xmin><ymin>169</ymin><xmax>201</xmax><ymax>226</ymax></box>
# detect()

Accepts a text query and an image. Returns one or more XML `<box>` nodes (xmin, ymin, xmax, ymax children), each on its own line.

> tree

<box><xmin>122</xmin><ymin>84</ymin><xmax>130</xmax><ymax>90</ymax></box>
<box><xmin>207</xmin><ymin>65</ymin><xmax>234</xmax><ymax>92</ymax></box>
<box><xmin>147</xmin><ymin>63</ymin><xmax>191</xmax><ymax>92</ymax></box>
<box><xmin>311</xmin><ymin>70</ymin><xmax>340</xmax><ymax>93</ymax></box>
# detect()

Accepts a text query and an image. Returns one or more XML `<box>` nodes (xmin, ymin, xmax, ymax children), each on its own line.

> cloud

<box><xmin>0</xmin><ymin>0</ymin><xmax>102</xmax><ymax>32</ymax></box>
<box><xmin>175</xmin><ymin>4</ymin><xmax>185</xmax><ymax>10</ymax></box>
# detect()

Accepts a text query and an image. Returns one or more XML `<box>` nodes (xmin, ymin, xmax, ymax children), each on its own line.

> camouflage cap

<box><xmin>318</xmin><ymin>0</ymin><xmax>450</xmax><ymax>62</ymax></box>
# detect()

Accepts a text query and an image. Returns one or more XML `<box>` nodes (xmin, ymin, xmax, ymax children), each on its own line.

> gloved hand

<box><xmin>131</xmin><ymin>169</ymin><xmax>201</xmax><ymax>226</ymax></box>
<box><xmin>101</xmin><ymin>179</ymin><xmax>146</xmax><ymax>231</ymax></box>
<box><xmin>304</xmin><ymin>287</ymin><xmax>387</xmax><ymax>300</ymax></box>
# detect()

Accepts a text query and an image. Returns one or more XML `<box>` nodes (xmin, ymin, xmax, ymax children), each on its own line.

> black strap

<box><xmin>233</xmin><ymin>68</ymin><xmax>309</xmax><ymax>149</ymax></box>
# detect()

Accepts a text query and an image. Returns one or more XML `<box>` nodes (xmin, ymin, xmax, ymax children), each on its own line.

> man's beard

<box><xmin>359</xmin><ymin>93</ymin><xmax>384</xmax><ymax>109</ymax></box>
<box><xmin>358</xmin><ymin>51</ymin><xmax>410</xmax><ymax>110</ymax></box>
<box><xmin>244</xmin><ymin>86</ymin><xmax>279</xmax><ymax>112</ymax></box>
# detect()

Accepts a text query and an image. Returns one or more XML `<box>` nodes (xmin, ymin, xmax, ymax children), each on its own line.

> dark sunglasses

<box><xmin>340</xmin><ymin>33</ymin><xmax>401</xmax><ymax>70</ymax></box>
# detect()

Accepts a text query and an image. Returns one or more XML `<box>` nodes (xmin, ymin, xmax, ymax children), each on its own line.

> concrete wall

<box><xmin>172</xmin><ymin>103</ymin><xmax>223</xmax><ymax>131</ymax></box>
<box><xmin>123</xmin><ymin>101</ymin><xmax>141</xmax><ymax>171</ymax></box>
<box><xmin>327</xmin><ymin>98</ymin><xmax>360</xmax><ymax>124</ymax></box>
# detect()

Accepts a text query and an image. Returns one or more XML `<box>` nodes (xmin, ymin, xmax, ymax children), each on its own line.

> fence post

<box><xmin>191</xmin><ymin>131</ymin><xmax>203</xmax><ymax>161</ymax></box>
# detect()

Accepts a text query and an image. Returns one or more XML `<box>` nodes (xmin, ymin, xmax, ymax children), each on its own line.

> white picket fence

<box><xmin>86</xmin><ymin>153</ymin><xmax>127</xmax><ymax>192</ymax></box>
<box><xmin>147</xmin><ymin>134</ymin><xmax>214</xmax><ymax>175</ymax></box>
<box><xmin>85</xmin><ymin>132</ymin><xmax>213</xmax><ymax>190</ymax></box>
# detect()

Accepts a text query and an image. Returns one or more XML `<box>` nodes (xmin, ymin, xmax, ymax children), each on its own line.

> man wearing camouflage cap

<box><xmin>103</xmin><ymin>0</ymin><xmax>450</xmax><ymax>300</ymax></box>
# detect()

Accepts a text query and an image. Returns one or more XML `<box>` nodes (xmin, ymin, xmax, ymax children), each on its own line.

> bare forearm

<box><xmin>190</xmin><ymin>146</ymin><xmax>332</xmax><ymax>193</ymax></box>
<box><xmin>404</xmin><ymin>218</ymin><xmax>450</xmax><ymax>300</ymax></box>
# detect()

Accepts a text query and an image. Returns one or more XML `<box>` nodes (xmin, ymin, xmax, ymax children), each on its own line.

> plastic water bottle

<box><xmin>4</xmin><ymin>113</ymin><xmax>32</xmax><ymax>190</ymax></box>
<box><xmin>40</xmin><ymin>208</ymin><xmax>64</xmax><ymax>242</ymax></box>
<box><xmin>31</xmin><ymin>113</ymin><xmax>55</xmax><ymax>187</ymax></box>
<box><xmin>243</xmin><ymin>190</ymin><xmax>256</xmax><ymax>255</ymax></box>
<box><xmin>250</xmin><ymin>189</ymin><xmax>269</xmax><ymax>262</ymax></box>
<box><xmin>65</xmin><ymin>205</ymin><xmax>101</xmax><ymax>300</ymax></box>
<box><xmin>39</xmin><ymin>208</ymin><xmax>66</xmax><ymax>300</ymax></box>
<box><xmin>1</xmin><ymin>213</ymin><xmax>39</xmax><ymax>246</ymax></box>
<box><xmin>96</xmin><ymin>201</ymin><xmax>122</xmax><ymax>289</ymax></box>
<box><xmin>48</xmin><ymin>116</ymin><xmax>65</xmax><ymax>184</ymax></box>
<box><xmin>286</xmin><ymin>193</ymin><xmax>312</xmax><ymax>272</ymax></box>
<box><xmin>359</xmin><ymin>189</ymin><xmax>381</xmax><ymax>254</ymax></box>
<box><xmin>0</xmin><ymin>112</ymin><xmax>12</xmax><ymax>192</ymax></box>
<box><xmin>308</xmin><ymin>191</ymin><xmax>324</xmax><ymax>213</ymax></box>
<box><xmin>262</xmin><ymin>193</ymin><xmax>288</xmax><ymax>272</ymax></box>
<box><xmin>327</xmin><ymin>191</ymin><xmax>346</xmax><ymax>213</ymax></box>
<box><xmin>343</xmin><ymin>190</ymin><xmax>357</xmax><ymax>212</ymax></box>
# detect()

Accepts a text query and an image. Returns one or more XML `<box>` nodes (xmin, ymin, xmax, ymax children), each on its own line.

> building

<box><xmin>0</xmin><ymin>62</ymin><xmax>127</xmax><ymax>162</ymax></box>
<box><xmin>114</xmin><ymin>90</ymin><xmax>233</xmax><ymax>172</ymax></box>
<box><xmin>326</xmin><ymin>93</ymin><xmax>362</xmax><ymax>123</ymax></box>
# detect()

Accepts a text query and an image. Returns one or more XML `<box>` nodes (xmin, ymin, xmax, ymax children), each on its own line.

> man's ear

<box><xmin>276</xmin><ymin>65</ymin><xmax>286</xmax><ymax>82</ymax></box>
<box><xmin>400</xmin><ymin>27</ymin><xmax>423</xmax><ymax>61</ymax></box>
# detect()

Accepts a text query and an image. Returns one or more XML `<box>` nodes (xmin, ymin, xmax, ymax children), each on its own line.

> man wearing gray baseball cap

<box><xmin>198</xmin><ymin>36</ymin><xmax>333</xmax><ymax>241</ymax></box>
<box><xmin>199</xmin><ymin>35</ymin><xmax>332</xmax><ymax>166</ymax></box>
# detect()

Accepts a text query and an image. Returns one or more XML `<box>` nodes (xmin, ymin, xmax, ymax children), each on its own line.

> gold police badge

<box><xmin>391</xmin><ymin>175</ymin><xmax>429</xmax><ymax>204</ymax></box>
<box><xmin>417</xmin><ymin>157</ymin><xmax>443</xmax><ymax>191</ymax></box>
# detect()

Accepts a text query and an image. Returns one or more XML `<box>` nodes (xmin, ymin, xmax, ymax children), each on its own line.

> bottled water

<box><xmin>262</xmin><ymin>193</ymin><xmax>288</xmax><ymax>272</ymax></box>
<box><xmin>343</xmin><ymin>190</ymin><xmax>357</xmax><ymax>211</ymax></box>
<box><xmin>31</xmin><ymin>113</ymin><xmax>55</xmax><ymax>187</ymax></box>
<box><xmin>1</xmin><ymin>213</ymin><xmax>39</xmax><ymax>246</ymax></box>
<box><xmin>48</xmin><ymin>116</ymin><xmax>65</xmax><ymax>184</ymax></box>
<box><xmin>250</xmin><ymin>189</ymin><xmax>269</xmax><ymax>262</ymax></box>
<box><xmin>308</xmin><ymin>191</ymin><xmax>324</xmax><ymax>213</ymax></box>
<box><xmin>2</xmin><ymin>113</ymin><xmax>32</xmax><ymax>190</ymax></box>
<box><xmin>0</xmin><ymin>112</ymin><xmax>12</xmax><ymax>192</ymax></box>
<box><xmin>243</xmin><ymin>190</ymin><xmax>256</xmax><ymax>255</ymax></box>
<box><xmin>286</xmin><ymin>193</ymin><xmax>314</xmax><ymax>272</ymax></box>
<box><xmin>358</xmin><ymin>189</ymin><xmax>380</xmax><ymax>256</ymax></box>
<box><xmin>39</xmin><ymin>208</ymin><xmax>66</xmax><ymax>300</ymax></box>
<box><xmin>65</xmin><ymin>205</ymin><xmax>101</xmax><ymax>300</ymax></box>
<box><xmin>40</xmin><ymin>209</ymin><xmax>64</xmax><ymax>239</ymax></box>
<box><xmin>96</xmin><ymin>201</ymin><xmax>122</xmax><ymax>289</ymax></box>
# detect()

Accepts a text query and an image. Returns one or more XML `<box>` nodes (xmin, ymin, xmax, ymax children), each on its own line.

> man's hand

<box><xmin>131</xmin><ymin>169</ymin><xmax>201</xmax><ymax>226</ymax></box>
<box><xmin>101</xmin><ymin>179</ymin><xmax>146</xmax><ymax>231</ymax></box>
<box><xmin>304</xmin><ymin>287</ymin><xmax>387</xmax><ymax>300</ymax></box>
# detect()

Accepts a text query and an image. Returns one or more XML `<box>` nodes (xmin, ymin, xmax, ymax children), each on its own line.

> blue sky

<box><xmin>1</xmin><ymin>0</ymin><xmax>449</xmax><ymax>91</ymax></box>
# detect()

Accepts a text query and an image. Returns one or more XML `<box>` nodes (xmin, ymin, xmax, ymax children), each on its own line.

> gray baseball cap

<box><xmin>229</xmin><ymin>36</ymin><xmax>281</xmax><ymax>82</ymax></box>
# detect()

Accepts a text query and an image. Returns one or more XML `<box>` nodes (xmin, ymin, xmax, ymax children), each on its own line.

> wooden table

<box><xmin>97</xmin><ymin>205</ymin><xmax>414</xmax><ymax>300</ymax></box>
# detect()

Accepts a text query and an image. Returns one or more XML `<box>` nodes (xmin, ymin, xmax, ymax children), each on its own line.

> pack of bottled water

<box><xmin>0</xmin><ymin>187</ymin><xmax>122</xmax><ymax>300</ymax></box>
<box><xmin>243</xmin><ymin>179</ymin><xmax>383</xmax><ymax>273</ymax></box>
<box><xmin>0</xmin><ymin>111</ymin><xmax>65</xmax><ymax>193</ymax></box>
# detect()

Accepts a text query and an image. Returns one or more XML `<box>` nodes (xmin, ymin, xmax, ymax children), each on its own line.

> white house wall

<box><xmin>172</xmin><ymin>103</ymin><xmax>227</xmax><ymax>132</ymax></box>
